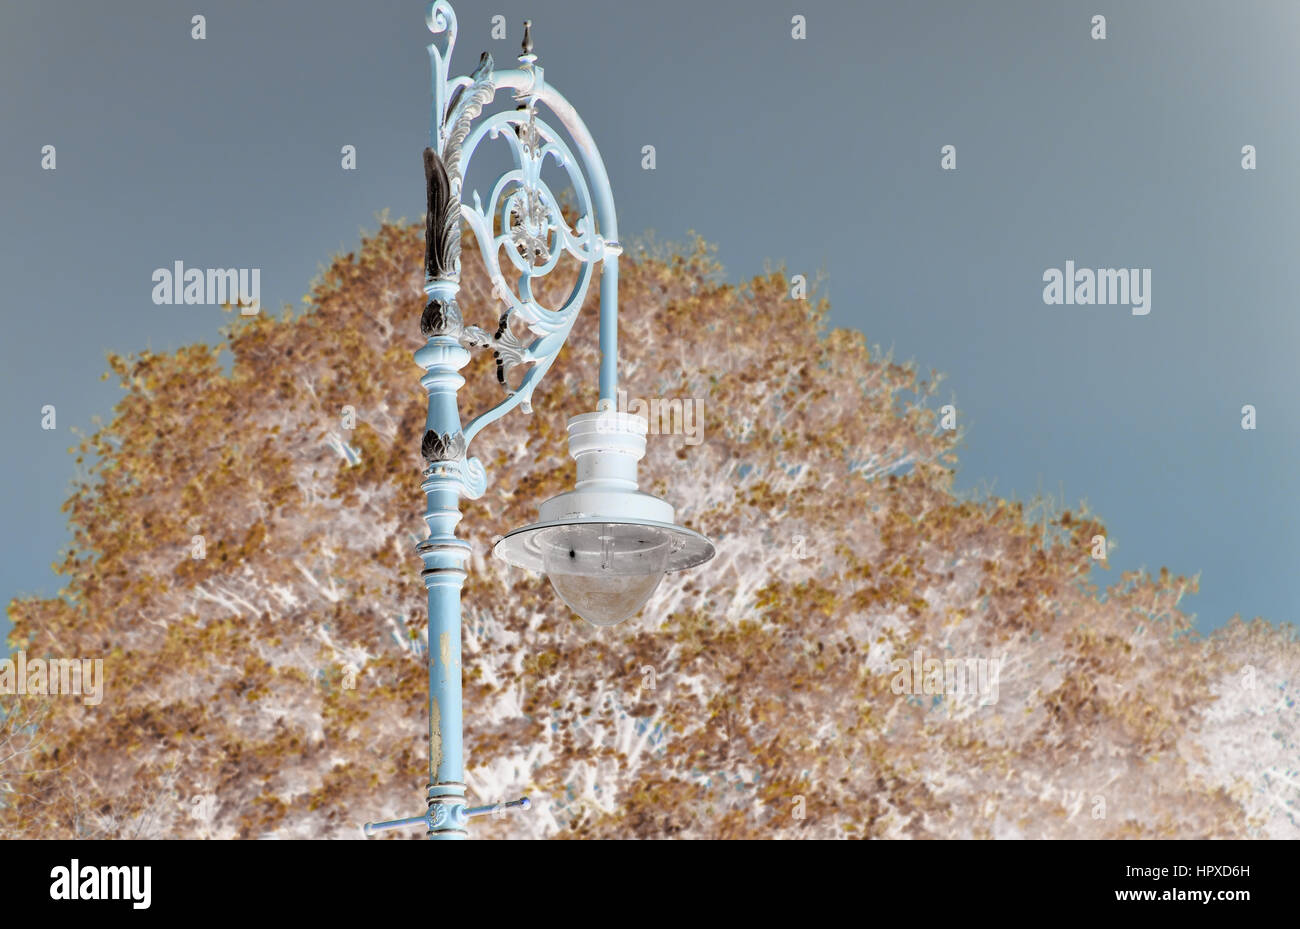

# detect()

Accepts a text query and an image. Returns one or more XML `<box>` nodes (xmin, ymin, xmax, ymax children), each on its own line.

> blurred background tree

<box><xmin>3</xmin><ymin>221</ymin><xmax>1296</xmax><ymax>838</ymax></box>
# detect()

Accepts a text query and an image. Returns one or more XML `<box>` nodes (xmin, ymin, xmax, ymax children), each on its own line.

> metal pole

<box><xmin>415</xmin><ymin>133</ymin><xmax>477</xmax><ymax>837</ymax></box>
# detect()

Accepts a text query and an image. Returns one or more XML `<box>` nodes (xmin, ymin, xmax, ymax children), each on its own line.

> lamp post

<box><xmin>363</xmin><ymin>2</ymin><xmax>714</xmax><ymax>840</ymax></box>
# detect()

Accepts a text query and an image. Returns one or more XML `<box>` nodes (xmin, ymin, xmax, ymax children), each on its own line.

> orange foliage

<box><xmin>3</xmin><ymin>222</ymin><xmax>1295</xmax><ymax>839</ymax></box>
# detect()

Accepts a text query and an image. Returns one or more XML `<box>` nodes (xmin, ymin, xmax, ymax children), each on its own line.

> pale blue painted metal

<box><xmin>414</xmin><ymin>284</ymin><xmax>475</xmax><ymax>839</ymax></box>
<box><xmin>362</xmin><ymin>1</ymin><xmax>622</xmax><ymax>839</ymax></box>
<box><xmin>599</xmin><ymin>260</ymin><xmax>618</xmax><ymax>405</ymax></box>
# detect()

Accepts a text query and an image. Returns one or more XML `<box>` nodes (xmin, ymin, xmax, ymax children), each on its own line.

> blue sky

<box><xmin>2</xmin><ymin>0</ymin><xmax>1296</xmax><ymax>645</ymax></box>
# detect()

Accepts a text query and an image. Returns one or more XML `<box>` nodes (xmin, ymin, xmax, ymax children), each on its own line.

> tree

<box><xmin>3</xmin><ymin>221</ymin><xmax>1296</xmax><ymax>838</ymax></box>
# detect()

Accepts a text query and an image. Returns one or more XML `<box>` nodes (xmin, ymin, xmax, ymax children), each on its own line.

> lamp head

<box><xmin>494</xmin><ymin>409</ymin><xmax>714</xmax><ymax>626</ymax></box>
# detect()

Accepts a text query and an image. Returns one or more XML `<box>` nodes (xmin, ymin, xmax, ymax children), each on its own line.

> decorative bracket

<box><xmin>420</xmin><ymin>2</ymin><xmax>617</xmax><ymax>455</ymax></box>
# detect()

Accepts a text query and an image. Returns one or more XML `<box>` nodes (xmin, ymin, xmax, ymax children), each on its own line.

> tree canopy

<box><xmin>4</xmin><ymin>221</ymin><xmax>1296</xmax><ymax>838</ymax></box>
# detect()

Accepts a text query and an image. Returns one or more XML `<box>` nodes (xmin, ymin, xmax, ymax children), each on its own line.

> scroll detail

<box><xmin>424</xmin><ymin>147</ymin><xmax>460</xmax><ymax>283</ymax></box>
<box><xmin>422</xmin><ymin>430</ymin><xmax>467</xmax><ymax>463</ymax></box>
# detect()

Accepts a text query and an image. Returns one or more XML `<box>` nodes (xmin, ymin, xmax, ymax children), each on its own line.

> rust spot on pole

<box><xmin>430</xmin><ymin>696</ymin><xmax>441</xmax><ymax>775</ymax></box>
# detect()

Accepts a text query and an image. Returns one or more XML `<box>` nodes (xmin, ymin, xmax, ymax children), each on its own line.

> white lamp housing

<box><xmin>494</xmin><ymin>409</ymin><xmax>715</xmax><ymax>626</ymax></box>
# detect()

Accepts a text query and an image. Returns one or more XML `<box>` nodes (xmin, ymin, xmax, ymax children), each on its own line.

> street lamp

<box><xmin>364</xmin><ymin>2</ymin><xmax>714</xmax><ymax>839</ymax></box>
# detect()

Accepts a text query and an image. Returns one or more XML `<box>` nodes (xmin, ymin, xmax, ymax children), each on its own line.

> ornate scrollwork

<box><xmin>460</xmin><ymin>111</ymin><xmax>601</xmax><ymax>327</ymax></box>
<box><xmin>422</xmin><ymin>1</ymin><xmax>616</xmax><ymax>444</ymax></box>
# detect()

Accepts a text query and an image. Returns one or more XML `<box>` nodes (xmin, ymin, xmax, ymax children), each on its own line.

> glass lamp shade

<box><xmin>495</xmin><ymin>410</ymin><xmax>715</xmax><ymax>627</ymax></box>
<box><xmin>538</xmin><ymin>522</ymin><xmax>672</xmax><ymax>626</ymax></box>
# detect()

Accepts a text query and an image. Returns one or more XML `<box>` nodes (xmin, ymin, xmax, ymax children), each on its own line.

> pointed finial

<box><xmin>519</xmin><ymin>19</ymin><xmax>537</xmax><ymax>69</ymax></box>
